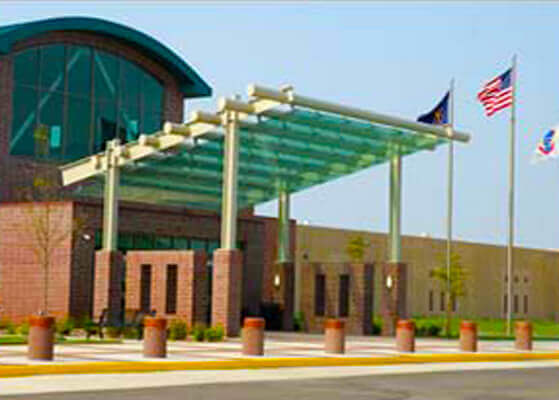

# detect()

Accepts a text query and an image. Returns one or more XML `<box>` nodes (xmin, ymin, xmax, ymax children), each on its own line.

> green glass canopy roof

<box><xmin>74</xmin><ymin>107</ymin><xmax>446</xmax><ymax>211</ymax></box>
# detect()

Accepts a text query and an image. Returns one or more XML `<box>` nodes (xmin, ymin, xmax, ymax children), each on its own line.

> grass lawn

<box><xmin>0</xmin><ymin>335</ymin><xmax>122</xmax><ymax>345</ymax></box>
<box><xmin>411</xmin><ymin>316</ymin><xmax>559</xmax><ymax>339</ymax></box>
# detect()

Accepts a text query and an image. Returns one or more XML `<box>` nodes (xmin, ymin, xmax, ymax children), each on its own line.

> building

<box><xmin>0</xmin><ymin>17</ymin><xmax>294</xmax><ymax>330</ymax></box>
<box><xmin>0</xmin><ymin>17</ymin><xmax>556</xmax><ymax>335</ymax></box>
<box><xmin>295</xmin><ymin>225</ymin><xmax>559</xmax><ymax>332</ymax></box>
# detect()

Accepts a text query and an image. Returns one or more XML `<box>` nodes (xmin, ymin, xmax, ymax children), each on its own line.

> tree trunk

<box><xmin>445</xmin><ymin>294</ymin><xmax>453</xmax><ymax>338</ymax></box>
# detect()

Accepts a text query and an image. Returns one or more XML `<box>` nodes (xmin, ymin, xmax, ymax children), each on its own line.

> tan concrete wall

<box><xmin>296</xmin><ymin>225</ymin><xmax>559</xmax><ymax>321</ymax></box>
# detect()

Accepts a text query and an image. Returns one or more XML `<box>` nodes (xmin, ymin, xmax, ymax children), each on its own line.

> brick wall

<box><xmin>300</xmin><ymin>262</ymin><xmax>374</xmax><ymax>335</ymax></box>
<box><xmin>125</xmin><ymin>250</ymin><xmax>208</xmax><ymax>326</ymax></box>
<box><xmin>0</xmin><ymin>202</ymin><xmax>75</xmax><ymax>322</ymax></box>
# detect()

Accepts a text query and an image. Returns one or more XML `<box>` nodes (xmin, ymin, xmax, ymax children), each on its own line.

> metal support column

<box><xmin>277</xmin><ymin>188</ymin><xmax>291</xmax><ymax>263</ymax></box>
<box><xmin>220</xmin><ymin>110</ymin><xmax>240</xmax><ymax>249</ymax></box>
<box><xmin>102</xmin><ymin>139</ymin><xmax>121</xmax><ymax>251</ymax></box>
<box><xmin>388</xmin><ymin>151</ymin><xmax>402</xmax><ymax>263</ymax></box>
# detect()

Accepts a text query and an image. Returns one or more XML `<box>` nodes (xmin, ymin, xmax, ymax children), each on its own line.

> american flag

<box><xmin>477</xmin><ymin>68</ymin><xmax>514</xmax><ymax>117</ymax></box>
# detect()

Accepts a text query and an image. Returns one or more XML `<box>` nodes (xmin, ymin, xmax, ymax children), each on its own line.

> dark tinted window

<box><xmin>166</xmin><ymin>264</ymin><xmax>178</xmax><ymax>314</ymax></box>
<box><xmin>315</xmin><ymin>274</ymin><xmax>326</xmax><ymax>317</ymax></box>
<box><xmin>140</xmin><ymin>264</ymin><xmax>152</xmax><ymax>313</ymax></box>
<box><xmin>338</xmin><ymin>274</ymin><xmax>350</xmax><ymax>317</ymax></box>
<box><xmin>11</xmin><ymin>44</ymin><xmax>164</xmax><ymax>160</ymax></box>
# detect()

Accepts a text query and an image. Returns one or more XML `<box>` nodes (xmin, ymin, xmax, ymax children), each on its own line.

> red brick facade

<box><xmin>93</xmin><ymin>250</ymin><xmax>125</xmax><ymax>325</ymax></box>
<box><xmin>300</xmin><ymin>262</ymin><xmax>374</xmax><ymax>335</ymax></box>
<box><xmin>0</xmin><ymin>200</ymin><xmax>293</xmax><ymax>325</ymax></box>
<box><xmin>212</xmin><ymin>249</ymin><xmax>243</xmax><ymax>336</ymax></box>
<box><xmin>125</xmin><ymin>250</ymin><xmax>208</xmax><ymax>326</ymax></box>
<box><xmin>0</xmin><ymin>202</ymin><xmax>75</xmax><ymax>322</ymax></box>
<box><xmin>380</xmin><ymin>262</ymin><xmax>408</xmax><ymax>336</ymax></box>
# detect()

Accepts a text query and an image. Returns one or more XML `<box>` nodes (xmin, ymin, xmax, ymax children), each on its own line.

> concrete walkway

<box><xmin>1</xmin><ymin>332</ymin><xmax>558</xmax><ymax>379</ymax></box>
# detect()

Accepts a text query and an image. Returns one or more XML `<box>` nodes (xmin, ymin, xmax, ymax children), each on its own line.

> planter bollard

<box><xmin>143</xmin><ymin>317</ymin><xmax>167</xmax><ymax>358</ymax></box>
<box><xmin>242</xmin><ymin>317</ymin><xmax>265</xmax><ymax>356</ymax></box>
<box><xmin>324</xmin><ymin>319</ymin><xmax>345</xmax><ymax>354</ymax></box>
<box><xmin>459</xmin><ymin>321</ymin><xmax>478</xmax><ymax>352</ymax></box>
<box><xmin>28</xmin><ymin>315</ymin><xmax>55</xmax><ymax>361</ymax></box>
<box><xmin>396</xmin><ymin>320</ymin><xmax>415</xmax><ymax>352</ymax></box>
<box><xmin>515</xmin><ymin>321</ymin><xmax>532</xmax><ymax>351</ymax></box>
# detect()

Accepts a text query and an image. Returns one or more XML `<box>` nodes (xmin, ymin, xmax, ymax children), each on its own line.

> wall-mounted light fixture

<box><xmin>274</xmin><ymin>273</ymin><xmax>281</xmax><ymax>288</ymax></box>
<box><xmin>385</xmin><ymin>275</ymin><xmax>393</xmax><ymax>289</ymax></box>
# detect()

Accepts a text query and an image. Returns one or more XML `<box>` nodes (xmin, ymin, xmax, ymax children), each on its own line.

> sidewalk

<box><xmin>1</xmin><ymin>332</ymin><xmax>558</xmax><ymax>378</ymax></box>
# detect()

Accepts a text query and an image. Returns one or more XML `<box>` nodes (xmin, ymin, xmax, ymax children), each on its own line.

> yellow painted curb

<box><xmin>1</xmin><ymin>352</ymin><xmax>559</xmax><ymax>378</ymax></box>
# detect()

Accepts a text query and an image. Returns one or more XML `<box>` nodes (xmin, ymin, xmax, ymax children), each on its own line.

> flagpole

<box><xmin>446</xmin><ymin>78</ymin><xmax>455</xmax><ymax>337</ymax></box>
<box><xmin>506</xmin><ymin>55</ymin><xmax>517</xmax><ymax>336</ymax></box>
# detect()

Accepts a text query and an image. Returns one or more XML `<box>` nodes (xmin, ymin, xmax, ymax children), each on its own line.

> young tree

<box><xmin>345</xmin><ymin>235</ymin><xmax>369</xmax><ymax>263</ymax></box>
<box><xmin>430</xmin><ymin>252</ymin><xmax>468</xmax><ymax>337</ymax></box>
<box><xmin>14</xmin><ymin>169</ymin><xmax>83</xmax><ymax>315</ymax></box>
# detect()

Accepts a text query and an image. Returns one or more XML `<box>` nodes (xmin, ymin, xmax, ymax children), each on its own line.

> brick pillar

<box><xmin>178</xmin><ymin>250</ymin><xmax>208</xmax><ymax>326</ymax></box>
<box><xmin>349</xmin><ymin>263</ymin><xmax>374</xmax><ymax>335</ymax></box>
<box><xmin>380</xmin><ymin>262</ymin><xmax>407</xmax><ymax>336</ymax></box>
<box><xmin>212</xmin><ymin>249</ymin><xmax>243</xmax><ymax>337</ymax></box>
<box><xmin>94</xmin><ymin>250</ymin><xmax>124</xmax><ymax>326</ymax></box>
<box><xmin>276</xmin><ymin>261</ymin><xmax>295</xmax><ymax>331</ymax></box>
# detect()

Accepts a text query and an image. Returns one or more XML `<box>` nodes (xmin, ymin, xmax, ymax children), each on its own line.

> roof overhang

<box><xmin>0</xmin><ymin>16</ymin><xmax>212</xmax><ymax>98</ymax></box>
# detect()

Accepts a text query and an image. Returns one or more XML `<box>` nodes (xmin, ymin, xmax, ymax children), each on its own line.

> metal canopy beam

<box><xmin>247</xmin><ymin>84</ymin><xmax>471</xmax><ymax>143</ymax></box>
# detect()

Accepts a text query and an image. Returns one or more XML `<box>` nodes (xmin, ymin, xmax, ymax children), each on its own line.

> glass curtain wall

<box><xmin>10</xmin><ymin>44</ymin><xmax>164</xmax><ymax>161</ymax></box>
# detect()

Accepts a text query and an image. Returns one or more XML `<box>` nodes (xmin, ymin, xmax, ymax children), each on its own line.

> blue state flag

<box><xmin>417</xmin><ymin>91</ymin><xmax>450</xmax><ymax>125</ymax></box>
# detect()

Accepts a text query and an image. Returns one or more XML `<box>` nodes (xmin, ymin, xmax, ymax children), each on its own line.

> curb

<box><xmin>1</xmin><ymin>352</ymin><xmax>559</xmax><ymax>378</ymax></box>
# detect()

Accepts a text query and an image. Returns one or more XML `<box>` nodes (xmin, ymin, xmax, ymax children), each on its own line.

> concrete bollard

<box><xmin>396</xmin><ymin>319</ymin><xmax>415</xmax><ymax>352</ymax></box>
<box><xmin>28</xmin><ymin>315</ymin><xmax>55</xmax><ymax>361</ymax></box>
<box><xmin>143</xmin><ymin>317</ymin><xmax>167</xmax><ymax>358</ymax></box>
<box><xmin>324</xmin><ymin>319</ymin><xmax>345</xmax><ymax>354</ymax></box>
<box><xmin>242</xmin><ymin>317</ymin><xmax>265</xmax><ymax>356</ymax></box>
<box><xmin>459</xmin><ymin>320</ymin><xmax>478</xmax><ymax>352</ymax></box>
<box><xmin>515</xmin><ymin>321</ymin><xmax>533</xmax><ymax>351</ymax></box>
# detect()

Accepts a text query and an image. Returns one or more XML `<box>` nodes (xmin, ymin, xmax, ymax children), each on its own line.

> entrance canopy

<box><xmin>62</xmin><ymin>84</ymin><xmax>470</xmax><ymax>212</ymax></box>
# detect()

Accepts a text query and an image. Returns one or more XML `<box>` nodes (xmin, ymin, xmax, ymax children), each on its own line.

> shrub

<box><xmin>82</xmin><ymin>318</ymin><xmax>98</xmax><ymax>338</ymax></box>
<box><xmin>416</xmin><ymin>320</ymin><xmax>443</xmax><ymax>337</ymax></box>
<box><xmin>105</xmin><ymin>326</ymin><xmax>122</xmax><ymax>339</ymax></box>
<box><xmin>191</xmin><ymin>323</ymin><xmax>206</xmax><ymax>342</ymax></box>
<box><xmin>5</xmin><ymin>321</ymin><xmax>16</xmax><ymax>335</ymax></box>
<box><xmin>56</xmin><ymin>317</ymin><xmax>76</xmax><ymax>336</ymax></box>
<box><xmin>123</xmin><ymin>326</ymin><xmax>140</xmax><ymax>339</ymax></box>
<box><xmin>293</xmin><ymin>312</ymin><xmax>305</xmax><ymax>332</ymax></box>
<box><xmin>17</xmin><ymin>322</ymin><xmax>29</xmax><ymax>336</ymax></box>
<box><xmin>204</xmin><ymin>325</ymin><xmax>224</xmax><ymax>342</ymax></box>
<box><xmin>168</xmin><ymin>319</ymin><xmax>188</xmax><ymax>341</ymax></box>
<box><xmin>371</xmin><ymin>317</ymin><xmax>382</xmax><ymax>335</ymax></box>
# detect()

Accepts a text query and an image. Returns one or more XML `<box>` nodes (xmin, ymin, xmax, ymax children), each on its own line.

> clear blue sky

<box><xmin>2</xmin><ymin>2</ymin><xmax>558</xmax><ymax>249</ymax></box>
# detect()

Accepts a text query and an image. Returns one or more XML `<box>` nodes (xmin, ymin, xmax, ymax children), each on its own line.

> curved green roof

<box><xmin>0</xmin><ymin>16</ymin><xmax>211</xmax><ymax>98</ymax></box>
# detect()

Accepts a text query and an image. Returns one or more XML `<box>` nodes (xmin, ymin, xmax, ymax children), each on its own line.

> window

<box><xmin>504</xmin><ymin>294</ymin><xmax>508</xmax><ymax>314</ymax></box>
<box><xmin>173</xmin><ymin>237</ymin><xmax>190</xmax><ymax>249</ymax></box>
<box><xmin>165</xmin><ymin>265</ymin><xmax>178</xmax><ymax>314</ymax></box>
<box><xmin>11</xmin><ymin>44</ymin><xmax>164</xmax><ymax>160</ymax></box>
<box><xmin>338</xmin><ymin>274</ymin><xmax>350</xmax><ymax>317</ymax></box>
<box><xmin>514</xmin><ymin>294</ymin><xmax>519</xmax><ymax>314</ymax></box>
<box><xmin>428</xmin><ymin>290</ymin><xmax>434</xmax><ymax>312</ymax></box>
<box><xmin>440</xmin><ymin>291</ymin><xmax>445</xmax><ymax>312</ymax></box>
<box><xmin>140</xmin><ymin>264</ymin><xmax>152</xmax><ymax>313</ymax></box>
<box><xmin>155</xmin><ymin>236</ymin><xmax>173</xmax><ymax>249</ymax></box>
<box><xmin>314</xmin><ymin>274</ymin><xmax>326</xmax><ymax>317</ymax></box>
<box><xmin>524</xmin><ymin>295</ymin><xmax>528</xmax><ymax>314</ymax></box>
<box><xmin>452</xmin><ymin>296</ymin><xmax>457</xmax><ymax>312</ymax></box>
<box><xmin>191</xmin><ymin>239</ymin><xmax>206</xmax><ymax>250</ymax></box>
